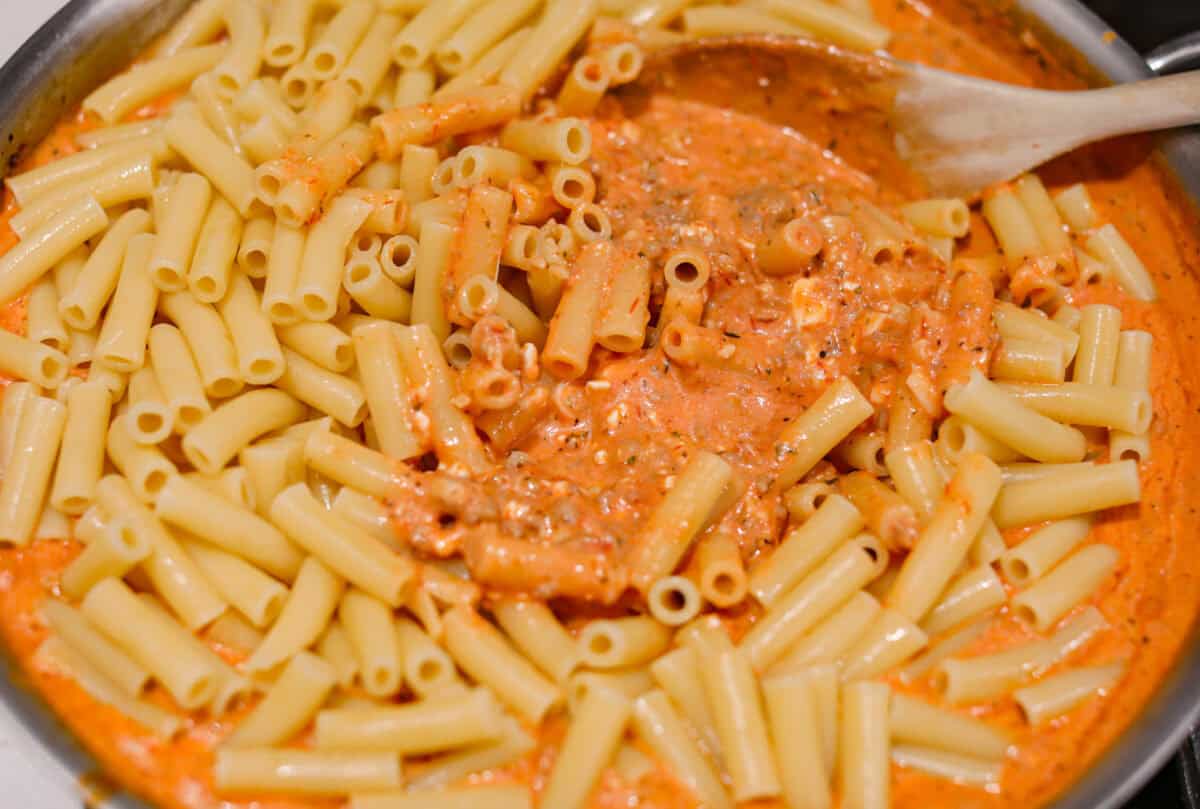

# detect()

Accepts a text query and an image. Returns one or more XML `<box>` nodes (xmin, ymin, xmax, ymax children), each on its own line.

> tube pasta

<box><xmin>492</xmin><ymin>598</ymin><xmax>581</xmax><ymax>683</ymax></box>
<box><xmin>441</xmin><ymin>605</ymin><xmax>562</xmax><ymax>723</ymax></box>
<box><xmin>890</xmin><ymin>693</ymin><xmax>1011</xmax><ymax>759</ymax></box>
<box><xmin>1011</xmin><ymin>544</ymin><xmax>1119</xmax><ymax>631</ymax></box>
<box><xmin>49</xmin><ymin>381</ymin><xmax>112</xmax><ymax>515</ymax></box>
<box><xmin>1014</xmin><ymin>663</ymin><xmax>1125</xmax><ymax>725</ymax></box>
<box><xmin>245</xmin><ymin>556</ymin><xmax>345</xmax><ymax>672</ymax></box>
<box><xmin>632</xmin><ymin>690</ymin><xmax>732</xmax><ymax>809</ymax></box>
<box><xmin>0</xmin><ymin>396</ymin><xmax>67</xmax><ymax>545</ymax></box>
<box><xmin>499</xmin><ymin>0</ymin><xmax>600</xmax><ymax>101</ymax></box>
<box><xmin>840</xmin><ymin>680</ymin><xmax>891</xmax><ymax>809</ymax></box>
<box><xmin>217</xmin><ymin>273</ymin><xmax>286</xmax><ymax>385</ymax></box>
<box><xmin>41</xmin><ymin>599</ymin><xmax>150</xmax><ymax>697</ymax></box>
<box><xmin>340</xmin><ymin>588</ymin><xmax>405</xmax><ymax>699</ymax></box>
<box><xmin>687</xmin><ymin>623</ymin><xmax>780</xmax><ymax>801</ymax></box>
<box><xmin>214</xmin><ymin>748</ymin><xmax>401</xmax><ymax>796</ymax></box>
<box><xmin>993</xmin><ymin>459</ymin><xmax>1140</xmax><ymax>528</ymax></box>
<box><xmin>649</xmin><ymin>646</ymin><xmax>722</xmax><ymax>758</ymax></box>
<box><xmin>540</xmin><ymin>682</ymin><xmax>632</xmax><ymax>809</ymax></box>
<box><xmin>761</xmin><ymin>672</ymin><xmax>831</xmax><ymax>809</ymax></box>
<box><xmin>749</xmin><ymin>493</ymin><xmax>864</xmax><ymax>606</ymax></box>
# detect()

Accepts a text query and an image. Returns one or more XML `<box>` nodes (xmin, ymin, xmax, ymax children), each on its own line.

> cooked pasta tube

<box><xmin>225</xmin><ymin>651</ymin><xmax>336</xmax><ymax>748</ymax></box>
<box><xmin>773</xmin><ymin>590</ymin><xmax>881</xmax><ymax>670</ymax></box>
<box><xmin>58</xmin><ymin>208</ymin><xmax>152</xmax><ymax>330</ymax></box>
<box><xmin>214</xmin><ymin>748</ymin><xmax>401</xmax><ymax>796</ymax></box>
<box><xmin>105</xmin><ymin>417</ymin><xmax>176</xmax><ymax>503</ymax></box>
<box><xmin>1011</xmin><ymin>544</ymin><xmax>1119</xmax><ymax>631</ymax></box>
<box><xmin>270</xmin><ymin>483</ymin><xmax>414</xmax><ymax>604</ymax></box>
<box><xmin>991</xmin><ymin>338</ymin><xmax>1066</xmax><ymax>383</ymax></box>
<box><xmin>160</xmin><ymin>292</ymin><xmax>242</xmax><ymax>399</ymax></box>
<box><xmin>540</xmin><ymin>682</ymin><xmax>632</xmax><ymax>809</ymax></box>
<box><xmin>492</xmin><ymin>598</ymin><xmax>580</xmax><ymax>683</ymax></box>
<box><xmin>1000</xmin><ymin>517</ymin><xmax>1093</xmax><ymax>587</ymax></box>
<box><xmin>687</xmin><ymin>623</ymin><xmax>780</xmax><ymax>801</ymax></box>
<box><xmin>394</xmin><ymin>617</ymin><xmax>458</xmax><ymax>697</ymax></box>
<box><xmin>1014</xmin><ymin>663</ymin><xmax>1125</xmax><ymax>725</ymax></box>
<box><xmin>993</xmin><ymin>301</ymin><xmax>1079</xmax><ymax>365</ymax></box>
<box><xmin>49</xmin><ymin>381</ymin><xmax>111</xmax><ymax>515</ymax></box>
<box><xmin>406</xmin><ymin>717</ymin><xmax>536</xmax><ymax>791</ymax></box>
<box><xmin>41</xmin><ymin>599</ymin><xmax>149</xmax><ymax>697</ymax></box>
<box><xmin>899</xmin><ymin>619</ymin><xmax>990</xmax><ymax>684</ymax></box>
<box><xmin>59</xmin><ymin>516</ymin><xmax>147</xmax><ymax>600</ymax></box>
<box><xmin>890</xmin><ymin>693</ymin><xmax>1011</xmax><ymax>759</ymax></box>
<box><xmin>774</xmin><ymin>377</ymin><xmax>874</xmax><ymax>490</ymax></box>
<box><xmin>179</xmin><ymin>539</ymin><xmax>287</xmax><ymax>628</ymax></box>
<box><xmin>315</xmin><ymin>687</ymin><xmax>505</xmax><ymax>754</ymax></box>
<box><xmin>0</xmin><ymin>396</ymin><xmax>67</xmax><ymax>545</ymax></box>
<box><xmin>244</xmin><ymin>557</ymin><xmax>345</xmax><ymax>672</ymax></box>
<box><xmin>352</xmin><ymin>323</ymin><xmax>422</xmax><ymax>460</ymax></box>
<box><xmin>275</xmin><ymin>347</ymin><xmax>368</xmax><ymax>427</ymax></box>
<box><xmin>81</xmin><ymin>578</ymin><xmax>219</xmax><ymax>710</ymax></box>
<box><xmin>164</xmin><ymin>108</ymin><xmax>258</xmax><ymax>216</ymax></box>
<box><xmin>891</xmin><ymin>745</ymin><xmax>1002</xmax><ymax>787</ymax></box>
<box><xmin>649</xmin><ymin>646</ymin><xmax>722</xmax><ymax>758</ymax></box>
<box><xmin>296</xmin><ymin>194</ymin><xmax>374</xmax><ymax>321</ymax></box>
<box><xmin>8</xmin><ymin>162</ymin><xmax>138</xmax><ymax>240</ymax></box>
<box><xmin>841</xmin><ymin>607</ymin><xmax>928</xmax><ymax>680</ymax></box>
<box><xmin>95</xmin><ymin>475</ymin><xmax>226</xmax><ymax>631</ymax></box>
<box><xmin>339</xmin><ymin>589</ymin><xmax>404</xmax><ymax>698</ymax></box>
<box><xmin>761</xmin><ymin>672</ymin><xmax>831</xmax><ymax>809</ymax></box>
<box><xmin>579</xmin><ymin>616</ymin><xmax>672</xmax><ymax>669</ymax></box>
<box><xmin>839</xmin><ymin>680</ymin><xmax>891</xmax><ymax>809</ymax></box>
<box><xmin>632</xmin><ymin>690</ymin><xmax>732</xmax><ymax>809</ymax></box>
<box><xmin>647</xmin><ymin>576</ymin><xmax>703</xmax><ymax>626</ymax></box>
<box><xmin>34</xmin><ymin>636</ymin><xmax>180</xmax><ymax>739</ymax></box>
<box><xmin>623</xmin><ymin>450</ymin><xmax>733</xmax><ymax>592</ymax></box>
<box><xmin>499</xmin><ymin>0</ymin><xmax>599</xmax><ymax>101</ymax></box>
<box><xmin>147</xmin><ymin>323</ymin><xmax>210</xmax><ymax>433</ymax></box>
<box><xmin>920</xmin><ymin>564</ymin><xmax>1006</xmax><ymax>636</ymax></box>
<box><xmin>992</xmin><ymin>459</ymin><xmax>1139</xmax><ymax>528</ymax></box>
<box><xmin>94</xmin><ymin>233</ymin><xmax>157</xmax><ymax>374</ymax></box>
<box><xmin>1085</xmin><ymin>224</ymin><xmax>1157</xmax><ymax>301</ymax></box>
<box><xmin>749</xmin><ymin>493</ymin><xmax>865</xmax><ymax>606</ymax></box>
<box><xmin>441</xmin><ymin>605</ymin><xmax>562</xmax><ymax>723</ymax></box>
<box><xmin>886</xmin><ymin>454</ymin><xmax>1001</xmax><ymax>623</ymax></box>
<box><xmin>182</xmin><ymin>389</ymin><xmax>305</xmax><ymax>475</ymax></box>
<box><xmin>216</xmin><ymin>274</ymin><xmax>286</xmax><ymax>385</ymax></box>
<box><xmin>742</xmin><ymin>533</ymin><xmax>888</xmax><ymax>670</ymax></box>
<box><xmin>394</xmin><ymin>324</ymin><xmax>492</xmax><ymax>474</ymax></box>
<box><xmin>943</xmin><ymin>369</ymin><xmax>1086</xmax><ymax>464</ymax></box>
<box><xmin>372</xmin><ymin>85</ymin><xmax>522</xmax><ymax>159</ymax></box>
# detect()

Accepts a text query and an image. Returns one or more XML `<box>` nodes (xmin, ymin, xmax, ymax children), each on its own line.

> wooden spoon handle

<box><xmin>1062</xmin><ymin>70</ymin><xmax>1200</xmax><ymax>141</ymax></box>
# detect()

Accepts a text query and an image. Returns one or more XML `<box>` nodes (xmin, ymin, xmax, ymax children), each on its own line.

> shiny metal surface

<box><xmin>0</xmin><ymin>2</ymin><xmax>1198</xmax><ymax>808</ymax></box>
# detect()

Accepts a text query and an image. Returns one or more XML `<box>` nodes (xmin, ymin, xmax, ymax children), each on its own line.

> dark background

<box><xmin>1078</xmin><ymin>4</ymin><xmax>1200</xmax><ymax>806</ymax></box>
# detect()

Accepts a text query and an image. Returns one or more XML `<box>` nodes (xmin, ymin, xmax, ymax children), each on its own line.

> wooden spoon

<box><xmin>622</xmin><ymin>36</ymin><xmax>1200</xmax><ymax>197</ymax></box>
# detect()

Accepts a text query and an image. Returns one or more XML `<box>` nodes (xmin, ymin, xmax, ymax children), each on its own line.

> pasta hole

<box><xmin>874</xmin><ymin>248</ymin><xmax>894</xmax><ymax>265</ymax></box>
<box><xmin>333</xmin><ymin>344</ymin><xmax>353</xmax><ymax>368</ymax></box>
<box><xmin>116</xmin><ymin>524</ymin><xmax>141</xmax><ymax>554</ymax></box>
<box><xmin>564</xmin><ymin>126</ymin><xmax>589</xmax><ymax>161</ymax></box>
<box><xmin>249</xmin><ymin>358</ymin><xmax>277</xmax><ymax>379</ymax></box>
<box><xmin>345</xmin><ymin>77</ymin><xmax>365</xmax><ymax>99</ymax></box>
<box><xmin>397</xmin><ymin>43</ymin><xmax>421</xmax><ymax>65</ymax></box>
<box><xmin>1006</xmin><ymin>558</ymin><xmax>1031</xmax><ymax>584</ymax></box>
<box><xmin>1119</xmin><ymin>446</ymin><xmax>1145</xmax><ymax>462</ymax></box>
<box><xmin>386</xmin><ymin>242</ymin><xmax>414</xmax><ymax>268</ymax></box>
<box><xmin>665</xmin><ymin>327</ymin><xmax>685</xmax><ymax>350</ymax></box>
<box><xmin>136</xmin><ymin>412</ymin><xmax>164</xmax><ymax>436</ymax></box>
<box><xmin>348</xmin><ymin>264</ymin><xmax>372</xmax><ymax>285</ymax></box>
<box><xmin>312</xmin><ymin>51</ymin><xmax>336</xmax><ymax>76</ymax></box>
<box><xmin>948</xmin><ymin>206</ymin><xmax>969</xmax><ymax>232</ymax></box>
<box><xmin>812</xmin><ymin>492</ymin><xmax>828</xmax><ymax>510</ymax></box>
<box><xmin>258</xmin><ymin>174</ymin><xmax>282</xmax><ymax>197</ymax></box>
<box><xmin>284</xmin><ymin>77</ymin><xmax>309</xmax><ymax>102</ymax></box>
<box><xmin>581</xmin><ymin>59</ymin><xmax>604</xmax><ymax>84</ymax></box>
<box><xmin>261</xmin><ymin>593</ymin><xmax>285</xmax><ymax>625</ymax></box>
<box><xmin>658</xmin><ymin>587</ymin><xmax>687</xmax><ymax>612</ymax></box>
<box><xmin>270</xmin><ymin>43</ymin><xmax>296</xmax><ymax>62</ymax></box>
<box><xmin>153</xmin><ymin>265</ymin><xmax>182</xmax><ymax>289</ymax></box>
<box><xmin>459</xmin><ymin>155</ymin><xmax>479</xmax><ymax>183</ymax></box>
<box><xmin>441</xmin><ymin>49</ymin><xmax>464</xmax><ymax>71</ymax></box>
<box><xmin>186</xmin><ymin>676</ymin><xmax>215</xmax><ymax>706</ymax></box>
<box><xmin>712</xmin><ymin>572</ymin><xmax>737</xmax><ymax>597</ymax></box>
<box><xmin>521</xmin><ymin>236</ymin><xmax>539</xmax><ymax>260</ymax></box>
<box><xmin>940</xmin><ymin>420</ymin><xmax>966</xmax><ymax>454</ymax></box>
<box><xmin>1014</xmin><ymin>603</ymin><xmax>1037</xmax><ymax>625</ymax></box>
<box><xmin>209</xmin><ymin>377</ymin><xmax>240</xmax><ymax>399</ymax></box>
<box><xmin>486</xmin><ymin>378</ymin><xmax>511</xmax><ymax>397</ymax></box>
<box><xmin>302</xmin><ymin>293</ymin><xmax>328</xmax><ymax>315</ymax></box>
<box><xmin>39</xmin><ymin>355</ymin><xmax>64</xmax><ymax>383</ymax></box>
<box><xmin>178</xmin><ymin>405</ymin><xmax>205</xmax><ymax>429</ymax></box>
<box><xmin>861</xmin><ymin>544</ymin><xmax>880</xmax><ymax>563</ymax></box>
<box><xmin>614</xmin><ymin>48</ymin><xmax>641</xmax><ymax>78</ymax></box>
<box><xmin>280</xmin><ymin>203</ymin><xmax>303</xmax><ymax>226</ymax></box>
<box><xmin>216</xmin><ymin>73</ymin><xmax>239</xmax><ymax>95</ymax></box>
<box><xmin>269</xmin><ymin>301</ymin><xmax>297</xmax><ymax>322</ymax></box>
<box><xmin>582</xmin><ymin>210</ymin><xmax>604</xmax><ymax>234</ymax></box>
<box><xmin>417</xmin><ymin>659</ymin><xmax>443</xmax><ymax>682</ymax></box>
<box><xmin>547</xmin><ymin>359</ymin><xmax>577</xmax><ymax>378</ymax></box>
<box><xmin>669</xmin><ymin>261</ymin><xmax>700</xmax><ymax>286</ymax></box>
<box><xmin>195</xmin><ymin>277</ymin><xmax>218</xmax><ymax>297</ymax></box>
<box><xmin>587</xmin><ymin>633</ymin><xmax>613</xmax><ymax>655</ymax></box>
<box><xmin>437</xmin><ymin>513</ymin><xmax>456</xmax><ymax>527</ymax></box>
<box><xmin>561</xmin><ymin>179</ymin><xmax>586</xmax><ymax>203</ymax></box>
<box><xmin>63</xmin><ymin>305</ymin><xmax>86</xmax><ymax>329</ymax></box>
<box><xmin>245</xmin><ymin>249</ymin><xmax>267</xmax><ymax>272</ymax></box>
<box><xmin>357</xmin><ymin>234</ymin><xmax>377</xmax><ymax>253</ymax></box>
<box><xmin>144</xmin><ymin>469</ymin><xmax>169</xmax><ymax>495</ymax></box>
<box><xmin>60</xmin><ymin>495</ymin><xmax>88</xmax><ymax>514</ymax></box>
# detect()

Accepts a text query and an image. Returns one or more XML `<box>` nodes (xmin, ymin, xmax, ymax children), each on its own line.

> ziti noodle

<box><xmin>0</xmin><ymin>0</ymin><xmax>1195</xmax><ymax>808</ymax></box>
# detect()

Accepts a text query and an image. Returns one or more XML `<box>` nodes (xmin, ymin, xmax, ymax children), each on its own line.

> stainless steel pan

<box><xmin>1</xmin><ymin>1</ymin><xmax>1199</xmax><ymax>807</ymax></box>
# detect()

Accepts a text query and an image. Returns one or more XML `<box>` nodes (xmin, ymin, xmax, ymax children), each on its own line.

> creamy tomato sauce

<box><xmin>1</xmin><ymin>2</ymin><xmax>1199</xmax><ymax>809</ymax></box>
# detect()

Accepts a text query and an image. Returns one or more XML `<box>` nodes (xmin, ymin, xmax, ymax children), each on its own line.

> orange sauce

<box><xmin>0</xmin><ymin>2</ymin><xmax>1198</xmax><ymax>809</ymax></box>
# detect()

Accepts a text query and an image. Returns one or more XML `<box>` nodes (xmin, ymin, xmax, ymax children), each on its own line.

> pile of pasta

<box><xmin>0</xmin><ymin>0</ymin><xmax>1162</xmax><ymax>807</ymax></box>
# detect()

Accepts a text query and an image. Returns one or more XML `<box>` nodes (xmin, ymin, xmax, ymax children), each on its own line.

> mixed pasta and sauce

<box><xmin>0</xmin><ymin>0</ymin><xmax>1198</xmax><ymax>808</ymax></box>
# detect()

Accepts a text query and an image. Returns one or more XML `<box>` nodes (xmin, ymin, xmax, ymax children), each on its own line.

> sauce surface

<box><xmin>0</xmin><ymin>2</ymin><xmax>1199</xmax><ymax>809</ymax></box>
